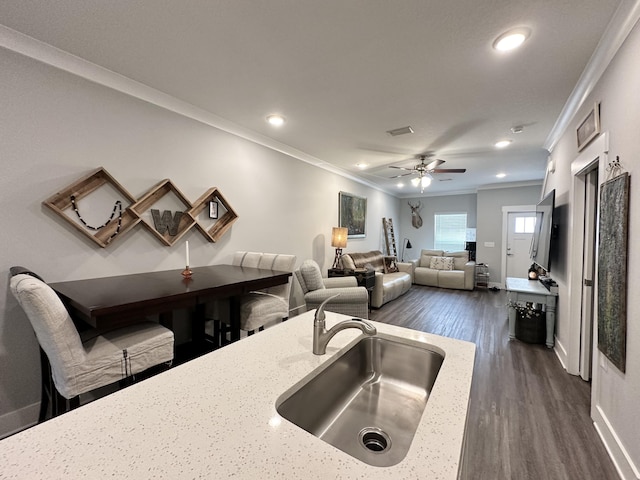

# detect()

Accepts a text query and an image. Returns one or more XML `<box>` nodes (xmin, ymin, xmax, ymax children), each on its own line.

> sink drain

<box><xmin>359</xmin><ymin>427</ymin><xmax>391</xmax><ymax>453</ymax></box>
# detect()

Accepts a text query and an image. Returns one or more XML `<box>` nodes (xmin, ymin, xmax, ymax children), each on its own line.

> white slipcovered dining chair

<box><xmin>213</xmin><ymin>252</ymin><xmax>296</xmax><ymax>344</ymax></box>
<box><xmin>295</xmin><ymin>259</ymin><xmax>370</xmax><ymax>319</ymax></box>
<box><xmin>10</xmin><ymin>268</ymin><xmax>175</xmax><ymax>421</ymax></box>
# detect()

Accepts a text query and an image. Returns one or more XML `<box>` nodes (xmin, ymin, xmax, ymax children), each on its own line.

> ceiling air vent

<box><xmin>386</xmin><ymin>126</ymin><xmax>414</xmax><ymax>137</ymax></box>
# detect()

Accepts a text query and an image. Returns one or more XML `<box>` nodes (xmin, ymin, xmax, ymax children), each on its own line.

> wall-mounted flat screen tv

<box><xmin>529</xmin><ymin>189</ymin><xmax>556</xmax><ymax>272</ymax></box>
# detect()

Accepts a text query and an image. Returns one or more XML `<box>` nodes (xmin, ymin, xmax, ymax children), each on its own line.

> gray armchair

<box><xmin>295</xmin><ymin>259</ymin><xmax>369</xmax><ymax>319</ymax></box>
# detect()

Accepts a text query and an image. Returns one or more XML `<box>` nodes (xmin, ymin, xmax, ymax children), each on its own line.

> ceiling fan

<box><xmin>389</xmin><ymin>155</ymin><xmax>466</xmax><ymax>192</ymax></box>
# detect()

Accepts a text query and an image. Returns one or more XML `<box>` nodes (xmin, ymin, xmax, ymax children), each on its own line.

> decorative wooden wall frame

<box><xmin>597</xmin><ymin>172</ymin><xmax>629</xmax><ymax>372</ymax></box>
<box><xmin>189</xmin><ymin>188</ymin><xmax>239</xmax><ymax>242</ymax></box>
<box><xmin>129</xmin><ymin>179</ymin><xmax>195</xmax><ymax>246</ymax></box>
<box><xmin>43</xmin><ymin>167</ymin><xmax>140</xmax><ymax>248</ymax></box>
<box><xmin>45</xmin><ymin>169</ymin><xmax>239</xmax><ymax>247</ymax></box>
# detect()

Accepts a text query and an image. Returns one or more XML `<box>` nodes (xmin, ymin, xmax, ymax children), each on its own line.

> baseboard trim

<box><xmin>553</xmin><ymin>336</ymin><xmax>569</xmax><ymax>371</ymax></box>
<box><xmin>0</xmin><ymin>402</ymin><xmax>39</xmax><ymax>440</ymax></box>
<box><xmin>593</xmin><ymin>404</ymin><xmax>640</xmax><ymax>480</ymax></box>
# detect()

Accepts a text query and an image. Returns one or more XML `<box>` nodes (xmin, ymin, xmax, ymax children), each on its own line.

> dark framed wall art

<box><xmin>339</xmin><ymin>191</ymin><xmax>367</xmax><ymax>238</ymax></box>
<box><xmin>597</xmin><ymin>172</ymin><xmax>629</xmax><ymax>372</ymax></box>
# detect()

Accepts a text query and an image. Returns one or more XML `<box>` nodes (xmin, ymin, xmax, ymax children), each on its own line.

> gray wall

<box><xmin>547</xmin><ymin>18</ymin><xmax>640</xmax><ymax>474</ymax></box>
<box><xmin>399</xmin><ymin>187</ymin><xmax>542</xmax><ymax>287</ymax></box>
<box><xmin>476</xmin><ymin>185</ymin><xmax>542</xmax><ymax>285</ymax></box>
<box><xmin>398</xmin><ymin>194</ymin><xmax>477</xmax><ymax>261</ymax></box>
<box><xmin>0</xmin><ymin>48</ymin><xmax>401</xmax><ymax>435</ymax></box>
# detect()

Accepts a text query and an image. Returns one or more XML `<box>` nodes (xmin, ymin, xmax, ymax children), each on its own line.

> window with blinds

<box><xmin>434</xmin><ymin>213</ymin><xmax>467</xmax><ymax>251</ymax></box>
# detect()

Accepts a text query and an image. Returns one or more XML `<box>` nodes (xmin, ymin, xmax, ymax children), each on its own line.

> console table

<box><xmin>505</xmin><ymin>277</ymin><xmax>558</xmax><ymax>348</ymax></box>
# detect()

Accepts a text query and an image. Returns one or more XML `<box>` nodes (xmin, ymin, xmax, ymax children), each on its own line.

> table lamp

<box><xmin>401</xmin><ymin>238</ymin><xmax>413</xmax><ymax>262</ymax></box>
<box><xmin>331</xmin><ymin>227</ymin><xmax>348</xmax><ymax>269</ymax></box>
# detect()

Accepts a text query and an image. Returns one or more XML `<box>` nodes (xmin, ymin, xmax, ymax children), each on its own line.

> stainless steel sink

<box><xmin>276</xmin><ymin>334</ymin><xmax>444</xmax><ymax>467</ymax></box>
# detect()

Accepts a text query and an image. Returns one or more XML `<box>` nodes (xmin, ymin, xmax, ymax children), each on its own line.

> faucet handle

<box><xmin>314</xmin><ymin>293</ymin><xmax>340</xmax><ymax>324</ymax></box>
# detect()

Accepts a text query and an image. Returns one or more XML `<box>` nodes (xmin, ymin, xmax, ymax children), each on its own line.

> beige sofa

<box><xmin>412</xmin><ymin>249</ymin><xmax>475</xmax><ymax>290</ymax></box>
<box><xmin>341</xmin><ymin>250</ymin><xmax>412</xmax><ymax>308</ymax></box>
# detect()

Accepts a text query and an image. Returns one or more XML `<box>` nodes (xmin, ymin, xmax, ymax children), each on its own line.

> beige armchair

<box><xmin>295</xmin><ymin>260</ymin><xmax>369</xmax><ymax>319</ymax></box>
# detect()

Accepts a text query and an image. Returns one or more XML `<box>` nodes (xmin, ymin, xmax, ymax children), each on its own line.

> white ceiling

<box><xmin>0</xmin><ymin>0</ymin><xmax>623</xmax><ymax>196</ymax></box>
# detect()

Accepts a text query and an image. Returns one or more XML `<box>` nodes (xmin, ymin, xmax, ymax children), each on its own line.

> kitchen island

<box><xmin>0</xmin><ymin>311</ymin><xmax>475</xmax><ymax>479</ymax></box>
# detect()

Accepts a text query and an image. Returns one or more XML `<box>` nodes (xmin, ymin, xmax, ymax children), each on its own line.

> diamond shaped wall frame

<box><xmin>130</xmin><ymin>179</ymin><xmax>196</xmax><ymax>246</ymax></box>
<box><xmin>43</xmin><ymin>167</ymin><xmax>140</xmax><ymax>248</ymax></box>
<box><xmin>189</xmin><ymin>187</ymin><xmax>239</xmax><ymax>242</ymax></box>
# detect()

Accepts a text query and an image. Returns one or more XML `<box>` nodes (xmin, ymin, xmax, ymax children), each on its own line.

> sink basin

<box><xmin>276</xmin><ymin>334</ymin><xmax>444</xmax><ymax>467</ymax></box>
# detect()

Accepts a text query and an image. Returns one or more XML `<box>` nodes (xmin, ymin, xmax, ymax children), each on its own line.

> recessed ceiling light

<box><xmin>397</xmin><ymin>182</ymin><xmax>405</xmax><ymax>188</ymax></box>
<box><xmin>495</xmin><ymin>140</ymin><xmax>512</xmax><ymax>148</ymax></box>
<box><xmin>356</xmin><ymin>163</ymin><xmax>368</xmax><ymax>169</ymax></box>
<box><xmin>266</xmin><ymin>114</ymin><xmax>285</xmax><ymax>126</ymax></box>
<box><xmin>496</xmin><ymin>173</ymin><xmax>507</xmax><ymax>178</ymax></box>
<box><xmin>493</xmin><ymin>28</ymin><xmax>530</xmax><ymax>51</ymax></box>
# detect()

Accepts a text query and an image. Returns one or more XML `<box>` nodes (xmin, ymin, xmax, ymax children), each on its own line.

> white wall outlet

<box><xmin>484</xmin><ymin>241</ymin><xmax>495</xmax><ymax>247</ymax></box>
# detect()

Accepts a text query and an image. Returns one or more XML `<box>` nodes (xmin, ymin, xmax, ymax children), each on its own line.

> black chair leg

<box><xmin>38</xmin><ymin>349</ymin><xmax>50</xmax><ymax>423</ymax></box>
<box><xmin>68</xmin><ymin>396</ymin><xmax>80</xmax><ymax>411</ymax></box>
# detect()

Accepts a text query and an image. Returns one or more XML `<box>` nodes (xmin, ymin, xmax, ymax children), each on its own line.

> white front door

<box><xmin>506</xmin><ymin>212</ymin><xmax>536</xmax><ymax>278</ymax></box>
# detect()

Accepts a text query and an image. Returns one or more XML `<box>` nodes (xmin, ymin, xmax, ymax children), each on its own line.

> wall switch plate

<box><xmin>484</xmin><ymin>241</ymin><xmax>495</xmax><ymax>247</ymax></box>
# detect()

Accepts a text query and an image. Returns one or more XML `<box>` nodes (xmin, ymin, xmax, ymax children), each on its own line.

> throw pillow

<box><xmin>383</xmin><ymin>256</ymin><xmax>399</xmax><ymax>273</ymax></box>
<box><xmin>430</xmin><ymin>256</ymin><xmax>454</xmax><ymax>271</ymax></box>
<box><xmin>299</xmin><ymin>260</ymin><xmax>325</xmax><ymax>292</ymax></box>
<box><xmin>420</xmin><ymin>250</ymin><xmax>444</xmax><ymax>268</ymax></box>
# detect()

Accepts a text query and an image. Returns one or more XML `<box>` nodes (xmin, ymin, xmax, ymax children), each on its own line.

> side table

<box><xmin>327</xmin><ymin>268</ymin><xmax>376</xmax><ymax>309</ymax></box>
<box><xmin>505</xmin><ymin>277</ymin><xmax>558</xmax><ymax>348</ymax></box>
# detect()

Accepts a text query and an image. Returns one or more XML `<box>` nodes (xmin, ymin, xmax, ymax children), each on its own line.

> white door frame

<box><xmin>501</xmin><ymin>205</ymin><xmax>535</xmax><ymax>288</ymax></box>
<box><xmin>566</xmin><ymin>132</ymin><xmax>608</xmax><ymax>377</ymax></box>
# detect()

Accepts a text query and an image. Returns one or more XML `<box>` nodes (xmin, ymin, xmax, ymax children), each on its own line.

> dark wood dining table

<box><xmin>49</xmin><ymin>264</ymin><xmax>292</xmax><ymax>345</ymax></box>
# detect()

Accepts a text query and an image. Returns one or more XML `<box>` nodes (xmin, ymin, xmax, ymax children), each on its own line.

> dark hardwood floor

<box><xmin>369</xmin><ymin>285</ymin><xmax>620</xmax><ymax>480</ymax></box>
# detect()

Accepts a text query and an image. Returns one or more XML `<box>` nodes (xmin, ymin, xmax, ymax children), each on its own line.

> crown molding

<box><xmin>544</xmin><ymin>0</ymin><xmax>640</xmax><ymax>151</ymax></box>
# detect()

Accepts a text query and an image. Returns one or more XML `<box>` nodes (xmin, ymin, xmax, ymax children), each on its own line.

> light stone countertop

<box><xmin>0</xmin><ymin>311</ymin><xmax>476</xmax><ymax>479</ymax></box>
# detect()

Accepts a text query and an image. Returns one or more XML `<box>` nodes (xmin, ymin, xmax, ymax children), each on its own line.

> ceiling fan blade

<box><xmin>424</xmin><ymin>159</ymin><xmax>445</xmax><ymax>170</ymax></box>
<box><xmin>431</xmin><ymin>168</ymin><xmax>466</xmax><ymax>174</ymax></box>
<box><xmin>389</xmin><ymin>172</ymin><xmax>415</xmax><ymax>178</ymax></box>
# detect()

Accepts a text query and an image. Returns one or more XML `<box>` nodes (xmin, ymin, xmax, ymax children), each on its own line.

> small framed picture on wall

<box><xmin>209</xmin><ymin>200</ymin><xmax>219</xmax><ymax>219</ymax></box>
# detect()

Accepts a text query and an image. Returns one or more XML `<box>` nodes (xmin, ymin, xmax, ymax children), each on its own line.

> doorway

<box><xmin>501</xmin><ymin>206</ymin><xmax>535</xmax><ymax>285</ymax></box>
<box><xmin>506</xmin><ymin>212</ymin><xmax>537</xmax><ymax>278</ymax></box>
<box><xmin>566</xmin><ymin>132</ymin><xmax>607</xmax><ymax>378</ymax></box>
<box><xmin>579</xmin><ymin>168</ymin><xmax>598</xmax><ymax>380</ymax></box>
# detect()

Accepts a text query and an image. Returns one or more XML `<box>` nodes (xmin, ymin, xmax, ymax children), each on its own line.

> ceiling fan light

<box><xmin>411</xmin><ymin>177</ymin><xmax>420</xmax><ymax>187</ymax></box>
<box><xmin>421</xmin><ymin>176</ymin><xmax>432</xmax><ymax>188</ymax></box>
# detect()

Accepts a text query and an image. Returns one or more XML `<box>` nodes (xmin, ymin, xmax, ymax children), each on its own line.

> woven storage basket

<box><xmin>515</xmin><ymin>307</ymin><xmax>546</xmax><ymax>344</ymax></box>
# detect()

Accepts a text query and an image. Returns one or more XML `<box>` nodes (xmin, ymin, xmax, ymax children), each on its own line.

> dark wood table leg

<box><xmin>192</xmin><ymin>303</ymin><xmax>206</xmax><ymax>348</ymax></box>
<box><xmin>229</xmin><ymin>297</ymin><xmax>241</xmax><ymax>342</ymax></box>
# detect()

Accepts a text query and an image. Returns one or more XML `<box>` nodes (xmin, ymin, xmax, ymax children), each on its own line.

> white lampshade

<box><xmin>331</xmin><ymin>227</ymin><xmax>348</xmax><ymax>248</ymax></box>
<box><xmin>411</xmin><ymin>177</ymin><xmax>420</xmax><ymax>187</ymax></box>
<box><xmin>421</xmin><ymin>176</ymin><xmax>432</xmax><ymax>188</ymax></box>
